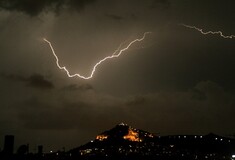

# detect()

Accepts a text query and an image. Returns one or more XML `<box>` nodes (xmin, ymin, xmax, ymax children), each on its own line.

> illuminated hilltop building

<box><xmin>95</xmin><ymin>123</ymin><xmax>153</xmax><ymax>142</ymax></box>
<box><xmin>123</xmin><ymin>128</ymin><xmax>141</xmax><ymax>142</ymax></box>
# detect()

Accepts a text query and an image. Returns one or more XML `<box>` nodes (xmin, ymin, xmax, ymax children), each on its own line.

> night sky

<box><xmin>0</xmin><ymin>0</ymin><xmax>235</xmax><ymax>152</ymax></box>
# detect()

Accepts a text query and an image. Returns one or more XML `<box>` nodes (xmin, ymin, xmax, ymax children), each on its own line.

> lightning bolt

<box><xmin>43</xmin><ymin>32</ymin><xmax>151</xmax><ymax>80</ymax></box>
<box><xmin>180</xmin><ymin>24</ymin><xmax>235</xmax><ymax>39</ymax></box>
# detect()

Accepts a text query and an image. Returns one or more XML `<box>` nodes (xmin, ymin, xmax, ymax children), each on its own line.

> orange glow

<box><xmin>96</xmin><ymin>135</ymin><xmax>108</xmax><ymax>141</ymax></box>
<box><xmin>123</xmin><ymin>128</ymin><xmax>140</xmax><ymax>142</ymax></box>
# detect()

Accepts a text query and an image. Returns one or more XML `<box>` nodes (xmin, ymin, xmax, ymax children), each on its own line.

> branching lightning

<box><xmin>43</xmin><ymin>32</ymin><xmax>151</xmax><ymax>80</ymax></box>
<box><xmin>180</xmin><ymin>24</ymin><xmax>235</xmax><ymax>39</ymax></box>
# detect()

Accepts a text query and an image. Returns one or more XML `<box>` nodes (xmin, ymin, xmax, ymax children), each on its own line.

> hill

<box><xmin>68</xmin><ymin>123</ymin><xmax>235</xmax><ymax>160</ymax></box>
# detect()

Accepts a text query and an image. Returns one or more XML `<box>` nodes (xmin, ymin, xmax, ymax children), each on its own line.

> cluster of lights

<box><xmin>80</xmin><ymin>149</ymin><xmax>92</xmax><ymax>155</ymax></box>
<box><xmin>119</xmin><ymin>122</ymin><xmax>128</xmax><ymax>126</ymax></box>
<box><xmin>96</xmin><ymin>135</ymin><xmax>108</xmax><ymax>141</ymax></box>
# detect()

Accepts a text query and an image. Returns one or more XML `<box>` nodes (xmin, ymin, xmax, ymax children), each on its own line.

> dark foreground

<box><xmin>1</xmin><ymin>124</ymin><xmax>235</xmax><ymax>160</ymax></box>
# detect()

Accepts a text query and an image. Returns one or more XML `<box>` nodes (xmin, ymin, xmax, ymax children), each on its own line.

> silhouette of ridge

<box><xmin>68</xmin><ymin>123</ymin><xmax>235</xmax><ymax>160</ymax></box>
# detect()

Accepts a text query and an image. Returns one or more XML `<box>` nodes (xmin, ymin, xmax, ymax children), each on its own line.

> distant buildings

<box><xmin>38</xmin><ymin>145</ymin><xmax>43</xmax><ymax>156</ymax></box>
<box><xmin>3</xmin><ymin>135</ymin><xmax>14</xmax><ymax>156</ymax></box>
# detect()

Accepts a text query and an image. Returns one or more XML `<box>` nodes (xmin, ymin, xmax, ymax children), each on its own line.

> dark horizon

<box><xmin>1</xmin><ymin>124</ymin><xmax>235</xmax><ymax>160</ymax></box>
<box><xmin>1</xmin><ymin>123</ymin><xmax>235</xmax><ymax>153</ymax></box>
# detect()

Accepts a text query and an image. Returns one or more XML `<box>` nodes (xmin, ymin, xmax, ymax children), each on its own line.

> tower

<box><xmin>38</xmin><ymin>145</ymin><xmax>43</xmax><ymax>156</ymax></box>
<box><xmin>3</xmin><ymin>135</ymin><xmax>14</xmax><ymax>155</ymax></box>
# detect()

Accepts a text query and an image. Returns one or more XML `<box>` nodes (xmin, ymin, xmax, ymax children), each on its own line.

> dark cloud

<box><xmin>27</xmin><ymin>74</ymin><xmax>54</xmax><ymax>89</ymax></box>
<box><xmin>191</xmin><ymin>88</ymin><xmax>207</xmax><ymax>101</ymax></box>
<box><xmin>0</xmin><ymin>0</ymin><xmax>96</xmax><ymax>16</ymax></box>
<box><xmin>150</xmin><ymin>0</ymin><xmax>170</xmax><ymax>9</ymax></box>
<box><xmin>68</xmin><ymin>0</ymin><xmax>96</xmax><ymax>12</ymax></box>
<box><xmin>124</xmin><ymin>81</ymin><xmax>235</xmax><ymax>135</ymax></box>
<box><xmin>17</xmin><ymin>80</ymin><xmax>235</xmax><ymax>134</ymax></box>
<box><xmin>18</xmin><ymin>94</ymin><xmax>126</xmax><ymax>131</ymax></box>
<box><xmin>0</xmin><ymin>72</ymin><xmax>26</xmax><ymax>81</ymax></box>
<box><xmin>126</xmin><ymin>96</ymin><xmax>146</xmax><ymax>106</ymax></box>
<box><xmin>62</xmin><ymin>84</ymin><xmax>93</xmax><ymax>92</ymax></box>
<box><xmin>194</xmin><ymin>81</ymin><xmax>224</xmax><ymax>96</ymax></box>
<box><xmin>105</xmin><ymin>14</ymin><xmax>124</xmax><ymax>21</ymax></box>
<box><xmin>19</xmin><ymin>101</ymin><xmax>89</xmax><ymax>130</ymax></box>
<box><xmin>1</xmin><ymin>73</ymin><xmax>54</xmax><ymax>90</ymax></box>
<box><xmin>191</xmin><ymin>81</ymin><xmax>231</xmax><ymax>101</ymax></box>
